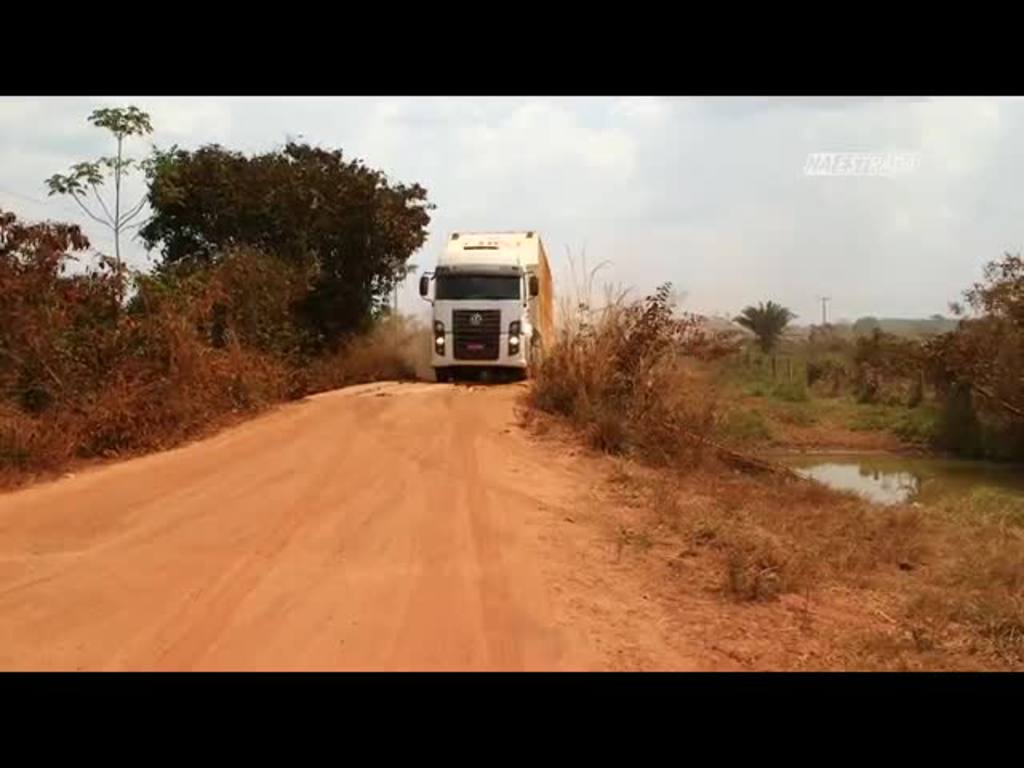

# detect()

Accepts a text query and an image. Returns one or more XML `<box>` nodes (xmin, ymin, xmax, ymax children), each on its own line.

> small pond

<box><xmin>776</xmin><ymin>453</ymin><xmax>1024</xmax><ymax>506</ymax></box>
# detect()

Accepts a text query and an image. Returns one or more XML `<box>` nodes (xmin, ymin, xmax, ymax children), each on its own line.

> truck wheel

<box><xmin>435</xmin><ymin>368</ymin><xmax>450</xmax><ymax>383</ymax></box>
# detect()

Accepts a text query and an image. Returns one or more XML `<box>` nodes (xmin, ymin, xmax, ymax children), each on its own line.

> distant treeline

<box><xmin>789</xmin><ymin>316</ymin><xmax>960</xmax><ymax>339</ymax></box>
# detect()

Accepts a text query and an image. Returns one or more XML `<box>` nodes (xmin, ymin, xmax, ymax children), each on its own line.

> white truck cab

<box><xmin>419</xmin><ymin>231</ymin><xmax>553</xmax><ymax>382</ymax></box>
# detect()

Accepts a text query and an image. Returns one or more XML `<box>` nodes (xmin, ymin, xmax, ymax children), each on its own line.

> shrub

<box><xmin>0</xmin><ymin>208</ymin><xmax>429</xmax><ymax>485</ymax></box>
<box><xmin>772</xmin><ymin>378</ymin><xmax>810</xmax><ymax>403</ymax></box>
<box><xmin>529</xmin><ymin>282</ymin><xmax>736</xmax><ymax>466</ymax></box>
<box><xmin>717</xmin><ymin>409</ymin><xmax>774</xmax><ymax>443</ymax></box>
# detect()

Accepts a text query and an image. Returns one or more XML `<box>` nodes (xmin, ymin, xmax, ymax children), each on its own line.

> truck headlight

<box><xmin>434</xmin><ymin>321</ymin><xmax>445</xmax><ymax>355</ymax></box>
<box><xmin>508</xmin><ymin>321</ymin><xmax>521</xmax><ymax>355</ymax></box>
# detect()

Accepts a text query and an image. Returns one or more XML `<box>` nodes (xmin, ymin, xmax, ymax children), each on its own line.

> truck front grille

<box><xmin>452</xmin><ymin>310</ymin><xmax>501</xmax><ymax>360</ymax></box>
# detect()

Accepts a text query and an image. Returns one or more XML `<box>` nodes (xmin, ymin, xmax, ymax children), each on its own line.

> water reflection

<box><xmin>794</xmin><ymin>462</ymin><xmax>920</xmax><ymax>504</ymax></box>
<box><xmin>778</xmin><ymin>453</ymin><xmax>1024</xmax><ymax>506</ymax></box>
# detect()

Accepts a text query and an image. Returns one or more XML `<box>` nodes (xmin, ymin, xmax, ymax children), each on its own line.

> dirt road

<box><xmin>0</xmin><ymin>382</ymin><xmax>702</xmax><ymax>671</ymax></box>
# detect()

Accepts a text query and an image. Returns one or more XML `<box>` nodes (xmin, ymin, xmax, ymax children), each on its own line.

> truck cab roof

<box><xmin>440</xmin><ymin>231</ymin><xmax>546</xmax><ymax>269</ymax></box>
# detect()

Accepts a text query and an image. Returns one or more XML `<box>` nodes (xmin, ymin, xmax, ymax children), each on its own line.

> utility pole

<box><xmin>818</xmin><ymin>296</ymin><xmax>831</xmax><ymax>326</ymax></box>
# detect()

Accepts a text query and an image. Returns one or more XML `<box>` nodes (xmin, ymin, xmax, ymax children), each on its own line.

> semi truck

<box><xmin>419</xmin><ymin>231</ymin><xmax>554</xmax><ymax>382</ymax></box>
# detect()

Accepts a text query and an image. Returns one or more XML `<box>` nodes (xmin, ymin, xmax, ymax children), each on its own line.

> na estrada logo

<box><xmin>804</xmin><ymin>152</ymin><xmax>921</xmax><ymax>177</ymax></box>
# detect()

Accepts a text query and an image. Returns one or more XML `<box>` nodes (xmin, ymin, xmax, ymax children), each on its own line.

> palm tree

<box><xmin>734</xmin><ymin>301</ymin><xmax>796</xmax><ymax>353</ymax></box>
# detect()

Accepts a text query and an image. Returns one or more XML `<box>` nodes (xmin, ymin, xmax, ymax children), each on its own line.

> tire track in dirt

<box><xmin>0</xmin><ymin>382</ymin><xmax>705</xmax><ymax>670</ymax></box>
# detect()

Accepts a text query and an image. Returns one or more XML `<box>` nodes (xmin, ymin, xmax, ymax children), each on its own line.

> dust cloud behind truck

<box><xmin>419</xmin><ymin>231</ymin><xmax>554</xmax><ymax>382</ymax></box>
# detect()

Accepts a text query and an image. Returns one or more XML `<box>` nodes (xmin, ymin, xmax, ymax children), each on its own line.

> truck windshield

<box><xmin>436</xmin><ymin>274</ymin><xmax>521</xmax><ymax>300</ymax></box>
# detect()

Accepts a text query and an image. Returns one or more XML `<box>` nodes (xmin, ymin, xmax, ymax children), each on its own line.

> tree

<box><xmin>139</xmin><ymin>142</ymin><xmax>433</xmax><ymax>347</ymax></box>
<box><xmin>45</xmin><ymin>106</ymin><xmax>153</xmax><ymax>283</ymax></box>
<box><xmin>734</xmin><ymin>301</ymin><xmax>796</xmax><ymax>353</ymax></box>
<box><xmin>927</xmin><ymin>252</ymin><xmax>1024</xmax><ymax>422</ymax></box>
<box><xmin>964</xmin><ymin>253</ymin><xmax>1024</xmax><ymax>328</ymax></box>
<box><xmin>853</xmin><ymin>328</ymin><xmax>926</xmax><ymax>404</ymax></box>
<box><xmin>0</xmin><ymin>208</ymin><xmax>103</xmax><ymax>413</ymax></box>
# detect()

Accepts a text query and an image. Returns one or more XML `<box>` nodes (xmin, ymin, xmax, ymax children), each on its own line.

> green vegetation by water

<box><xmin>714</xmin><ymin>352</ymin><xmax>944</xmax><ymax>447</ymax></box>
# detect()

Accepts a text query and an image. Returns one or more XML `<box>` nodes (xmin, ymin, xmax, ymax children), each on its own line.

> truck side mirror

<box><xmin>419</xmin><ymin>274</ymin><xmax>429</xmax><ymax>298</ymax></box>
<box><xmin>528</xmin><ymin>275</ymin><xmax>539</xmax><ymax>297</ymax></box>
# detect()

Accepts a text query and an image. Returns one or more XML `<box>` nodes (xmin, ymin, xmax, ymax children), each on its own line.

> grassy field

<box><xmin>527</xmin><ymin>290</ymin><xmax>1023</xmax><ymax>669</ymax></box>
<box><xmin>711</xmin><ymin>352</ymin><xmax>942</xmax><ymax>452</ymax></box>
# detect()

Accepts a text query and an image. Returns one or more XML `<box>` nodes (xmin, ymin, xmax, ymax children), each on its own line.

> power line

<box><xmin>0</xmin><ymin>183</ymin><xmax>93</xmax><ymax>222</ymax></box>
<box><xmin>0</xmin><ymin>184</ymin><xmax>49</xmax><ymax>207</ymax></box>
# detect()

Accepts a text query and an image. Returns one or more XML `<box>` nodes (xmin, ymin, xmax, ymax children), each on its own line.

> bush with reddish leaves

<box><xmin>0</xmin><ymin>209</ymin><xmax>420</xmax><ymax>485</ymax></box>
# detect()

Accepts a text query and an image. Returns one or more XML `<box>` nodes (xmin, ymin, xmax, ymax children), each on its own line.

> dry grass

<box><xmin>1</xmin><ymin>315</ymin><xmax>428</xmax><ymax>490</ymax></box>
<box><xmin>599</xmin><ymin>459</ymin><xmax>1024</xmax><ymax>669</ymax></box>
<box><xmin>644</xmin><ymin>456</ymin><xmax>1024</xmax><ymax>668</ymax></box>
<box><xmin>0</xmin><ymin>404</ymin><xmax>72</xmax><ymax>476</ymax></box>
<box><xmin>528</xmin><ymin>271</ymin><xmax>735</xmax><ymax>467</ymax></box>
<box><xmin>0</xmin><ymin>325</ymin><xmax>292</xmax><ymax>487</ymax></box>
<box><xmin>525</xmin><ymin>266</ymin><xmax>1024</xmax><ymax>669</ymax></box>
<box><xmin>642</xmin><ymin>468</ymin><xmax>925</xmax><ymax>602</ymax></box>
<box><xmin>897</xmin><ymin>502</ymin><xmax>1024</xmax><ymax>666</ymax></box>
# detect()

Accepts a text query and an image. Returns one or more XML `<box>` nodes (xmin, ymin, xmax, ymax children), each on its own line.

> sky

<box><xmin>2</xmin><ymin>96</ymin><xmax>1022</xmax><ymax>324</ymax></box>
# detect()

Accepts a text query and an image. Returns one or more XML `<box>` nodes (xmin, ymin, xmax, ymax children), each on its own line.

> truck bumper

<box><xmin>432</xmin><ymin>339</ymin><xmax>528</xmax><ymax>370</ymax></box>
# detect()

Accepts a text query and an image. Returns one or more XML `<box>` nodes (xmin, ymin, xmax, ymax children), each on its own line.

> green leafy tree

<box><xmin>45</xmin><ymin>106</ymin><xmax>154</xmax><ymax>281</ymax></box>
<box><xmin>139</xmin><ymin>142</ymin><xmax>433</xmax><ymax>347</ymax></box>
<box><xmin>734</xmin><ymin>301</ymin><xmax>796</xmax><ymax>353</ymax></box>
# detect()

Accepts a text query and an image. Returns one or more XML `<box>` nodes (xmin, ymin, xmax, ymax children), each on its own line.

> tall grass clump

<box><xmin>529</xmin><ymin>260</ymin><xmax>738</xmax><ymax>466</ymax></box>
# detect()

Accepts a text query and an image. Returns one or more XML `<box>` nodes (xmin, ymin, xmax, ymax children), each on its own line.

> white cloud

<box><xmin>610</xmin><ymin>97</ymin><xmax>671</xmax><ymax>121</ymax></box>
<box><xmin>450</xmin><ymin>100</ymin><xmax>635</xmax><ymax>177</ymax></box>
<box><xmin>132</xmin><ymin>98</ymin><xmax>233</xmax><ymax>144</ymax></box>
<box><xmin>2</xmin><ymin>96</ymin><xmax>1023</xmax><ymax>322</ymax></box>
